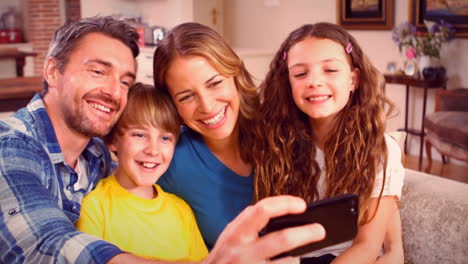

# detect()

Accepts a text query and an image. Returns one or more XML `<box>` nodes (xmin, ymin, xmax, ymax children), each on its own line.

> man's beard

<box><xmin>64</xmin><ymin>101</ymin><xmax>119</xmax><ymax>138</ymax></box>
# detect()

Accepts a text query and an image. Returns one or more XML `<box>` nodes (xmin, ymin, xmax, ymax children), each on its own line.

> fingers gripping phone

<box><xmin>259</xmin><ymin>193</ymin><xmax>359</xmax><ymax>257</ymax></box>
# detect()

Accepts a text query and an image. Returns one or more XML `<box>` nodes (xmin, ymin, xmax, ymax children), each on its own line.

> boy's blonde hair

<box><xmin>104</xmin><ymin>83</ymin><xmax>181</xmax><ymax>144</ymax></box>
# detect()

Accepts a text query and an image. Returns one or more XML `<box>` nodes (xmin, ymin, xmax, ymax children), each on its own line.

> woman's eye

<box><xmin>209</xmin><ymin>80</ymin><xmax>223</xmax><ymax>88</ymax></box>
<box><xmin>179</xmin><ymin>94</ymin><xmax>193</xmax><ymax>103</ymax></box>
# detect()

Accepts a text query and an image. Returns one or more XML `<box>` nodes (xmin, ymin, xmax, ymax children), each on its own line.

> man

<box><xmin>0</xmin><ymin>16</ymin><xmax>324</xmax><ymax>264</ymax></box>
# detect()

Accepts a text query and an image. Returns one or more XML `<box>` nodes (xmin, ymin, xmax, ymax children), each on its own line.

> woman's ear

<box><xmin>43</xmin><ymin>57</ymin><xmax>60</xmax><ymax>88</ymax></box>
<box><xmin>350</xmin><ymin>68</ymin><xmax>360</xmax><ymax>92</ymax></box>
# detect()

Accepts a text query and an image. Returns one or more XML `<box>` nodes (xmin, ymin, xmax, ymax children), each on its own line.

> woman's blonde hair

<box><xmin>104</xmin><ymin>83</ymin><xmax>181</xmax><ymax>144</ymax></box>
<box><xmin>152</xmin><ymin>22</ymin><xmax>260</xmax><ymax>163</ymax></box>
<box><xmin>252</xmin><ymin>23</ymin><xmax>395</xmax><ymax>224</ymax></box>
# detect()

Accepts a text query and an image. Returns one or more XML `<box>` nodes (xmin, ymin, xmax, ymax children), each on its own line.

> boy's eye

<box><xmin>161</xmin><ymin>135</ymin><xmax>174</xmax><ymax>142</ymax></box>
<box><xmin>132</xmin><ymin>133</ymin><xmax>145</xmax><ymax>138</ymax></box>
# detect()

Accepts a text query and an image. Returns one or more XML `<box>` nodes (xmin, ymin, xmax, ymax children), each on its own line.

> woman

<box><xmin>153</xmin><ymin>22</ymin><xmax>259</xmax><ymax>249</ymax></box>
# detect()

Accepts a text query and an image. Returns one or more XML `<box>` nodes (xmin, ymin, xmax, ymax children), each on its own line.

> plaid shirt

<box><xmin>0</xmin><ymin>94</ymin><xmax>122</xmax><ymax>263</ymax></box>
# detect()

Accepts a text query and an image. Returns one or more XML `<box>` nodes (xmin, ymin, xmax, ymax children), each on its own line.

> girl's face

<box><xmin>165</xmin><ymin>55</ymin><xmax>240</xmax><ymax>142</ymax></box>
<box><xmin>287</xmin><ymin>37</ymin><xmax>359</xmax><ymax>125</ymax></box>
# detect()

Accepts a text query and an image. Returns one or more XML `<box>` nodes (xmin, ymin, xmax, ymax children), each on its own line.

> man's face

<box><xmin>48</xmin><ymin>32</ymin><xmax>136</xmax><ymax>137</ymax></box>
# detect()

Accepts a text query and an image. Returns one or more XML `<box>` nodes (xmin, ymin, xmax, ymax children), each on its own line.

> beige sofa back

<box><xmin>401</xmin><ymin>169</ymin><xmax>468</xmax><ymax>264</ymax></box>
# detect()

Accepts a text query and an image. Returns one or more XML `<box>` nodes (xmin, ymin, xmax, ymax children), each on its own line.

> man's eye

<box><xmin>121</xmin><ymin>80</ymin><xmax>132</xmax><ymax>88</ymax></box>
<box><xmin>90</xmin><ymin>69</ymin><xmax>104</xmax><ymax>76</ymax></box>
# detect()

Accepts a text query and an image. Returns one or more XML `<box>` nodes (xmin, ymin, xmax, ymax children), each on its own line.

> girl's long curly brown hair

<box><xmin>152</xmin><ymin>22</ymin><xmax>260</xmax><ymax>163</ymax></box>
<box><xmin>252</xmin><ymin>23</ymin><xmax>395</xmax><ymax>223</ymax></box>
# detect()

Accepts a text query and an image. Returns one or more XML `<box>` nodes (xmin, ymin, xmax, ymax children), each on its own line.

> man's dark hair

<box><xmin>42</xmin><ymin>16</ymin><xmax>140</xmax><ymax>94</ymax></box>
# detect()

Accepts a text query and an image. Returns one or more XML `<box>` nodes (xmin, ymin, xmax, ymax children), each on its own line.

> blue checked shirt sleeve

<box><xmin>0</xmin><ymin>134</ymin><xmax>123</xmax><ymax>263</ymax></box>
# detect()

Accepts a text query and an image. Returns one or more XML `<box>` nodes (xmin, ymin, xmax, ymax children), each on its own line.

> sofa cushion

<box><xmin>401</xmin><ymin>169</ymin><xmax>468</xmax><ymax>264</ymax></box>
<box><xmin>424</xmin><ymin>111</ymin><xmax>468</xmax><ymax>149</ymax></box>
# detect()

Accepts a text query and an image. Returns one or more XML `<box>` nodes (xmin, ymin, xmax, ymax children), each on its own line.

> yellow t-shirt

<box><xmin>75</xmin><ymin>174</ymin><xmax>208</xmax><ymax>261</ymax></box>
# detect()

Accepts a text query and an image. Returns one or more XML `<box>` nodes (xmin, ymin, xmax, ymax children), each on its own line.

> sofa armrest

<box><xmin>401</xmin><ymin>169</ymin><xmax>468</xmax><ymax>264</ymax></box>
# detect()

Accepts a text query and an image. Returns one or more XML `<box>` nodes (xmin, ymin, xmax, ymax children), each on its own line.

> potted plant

<box><xmin>392</xmin><ymin>20</ymin><xmax>455</xmax><ymax>79</ymax></box>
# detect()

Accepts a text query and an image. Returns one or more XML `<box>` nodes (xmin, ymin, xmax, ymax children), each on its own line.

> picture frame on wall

<box><xmin>409</xmin><ymin>0</ymin><xmax>468</xmax><ymax>38</ymax></box>
<box><xmin>336</xmin><ymin>0</ymin><xmax>394</xmax><ymax>30</ymax></box>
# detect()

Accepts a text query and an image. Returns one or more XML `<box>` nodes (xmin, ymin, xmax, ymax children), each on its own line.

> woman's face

<box><xmin>287</xmin><ymin>37</ymin><xmax>358</xmax><ymax>125</ymax></box>
<box><xmin>165</xmin><ymin>55</ymin><xmax>240</xmax><ymax>141</ymax></box>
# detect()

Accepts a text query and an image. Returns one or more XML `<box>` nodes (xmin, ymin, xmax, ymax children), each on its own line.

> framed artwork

<box><xmin>404</xmin><ymin>60</ymin><xmax>418</xmax><ymax>77</ymax></box>
<box><xmin>336</xmin><ymin>0</ymin><xmax>394</xmax><ymax>30</ymax></box>
<box><xmin>409</xmin><ymin>0</ymin><xmax>468</xmax><ymax>38</ymax></box>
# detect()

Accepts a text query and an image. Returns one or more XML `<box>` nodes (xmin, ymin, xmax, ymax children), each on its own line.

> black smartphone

<box><xmin>259</xmin><ymin>193</ymin><xmax>359</xmax><ymax>257</ymax></box>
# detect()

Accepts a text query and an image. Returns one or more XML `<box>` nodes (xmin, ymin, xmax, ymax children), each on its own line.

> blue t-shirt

<box><xmin>158</xmin><ymin>127</ymin><xmax>253</xmax><ymax>249</ymax></box>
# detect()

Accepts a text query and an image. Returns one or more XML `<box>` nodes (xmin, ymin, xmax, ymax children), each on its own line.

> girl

<box><xmin>253</xmin><ymin>23</ymin><xmax>405</xmax><ymax>264</ymax></box>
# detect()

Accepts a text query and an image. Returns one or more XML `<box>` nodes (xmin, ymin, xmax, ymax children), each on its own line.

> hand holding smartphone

<box><xmin>260</xmin><ymin>193</ymin><xmax>359</xmax><ymax>257</ymax></box>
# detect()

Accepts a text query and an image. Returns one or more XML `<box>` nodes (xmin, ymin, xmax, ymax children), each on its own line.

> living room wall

<box><xmin>223</xmin><ymin>0</ymin><xmax>468</xmax><ymax>159</ymax></box>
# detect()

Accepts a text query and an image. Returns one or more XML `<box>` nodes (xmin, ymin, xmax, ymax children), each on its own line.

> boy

<box><xmin>76</xmin><ymin>83</ymin><xmax>208</xmax><ymax>261</ymax></box>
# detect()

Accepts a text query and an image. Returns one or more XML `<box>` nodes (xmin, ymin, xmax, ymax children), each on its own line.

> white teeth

<box><xmin>307</xmin><ymin>96</ymin><xmax>330</xmax><ymax>101</ymax></box>
<box><xmin>88</xmin><ymin>102</ymin><xmax>111</xmax><ymax>113</ymax></box>
<box><xmin>141</xmin><ymin>162</ymin><xmax>157</xmax><ymax>168</ymax></box>
<box><xmin>202</xmin><ymin>107</ymin><xmax>226</xmax><ymax>125</ymax></box>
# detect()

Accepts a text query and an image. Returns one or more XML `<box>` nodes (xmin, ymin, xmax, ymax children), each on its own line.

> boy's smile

<box><xmin>109</xmin><ymin>126</ymin><xmax>176</xmax><ymax>199</ymax></box>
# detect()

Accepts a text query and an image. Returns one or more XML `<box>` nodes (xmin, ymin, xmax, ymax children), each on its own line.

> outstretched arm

<box><xmin>375</xmin><ymin>202</ymin><xmax>404</xmax><ymax>264</ymax></box>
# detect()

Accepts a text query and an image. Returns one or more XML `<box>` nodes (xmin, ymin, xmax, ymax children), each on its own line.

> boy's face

<box><xmin>109</xmin><ymin>125</ymin><xmax>176</xmax><ymax>194</ymax></box>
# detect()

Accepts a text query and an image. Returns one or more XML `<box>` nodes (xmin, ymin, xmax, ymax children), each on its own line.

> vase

<box><xmin>418</xmin><ymin>56</ymin><xmax>439</xmax><ymax>76</ymax></box>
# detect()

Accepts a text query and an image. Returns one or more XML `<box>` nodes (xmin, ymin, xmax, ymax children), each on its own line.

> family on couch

<box><xmin>1</xmin><ymin>16</ymin><xmax>405</xmax><ymax>264</ymax></box>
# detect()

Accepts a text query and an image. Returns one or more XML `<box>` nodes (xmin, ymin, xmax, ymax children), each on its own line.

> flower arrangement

<box><xmin>392</xmin><ymin>20</ymin><xmax>456</xmax><ymax>60</ymax></box>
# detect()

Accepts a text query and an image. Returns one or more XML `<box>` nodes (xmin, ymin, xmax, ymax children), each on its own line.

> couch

<box><xmin>424</xmin><ymin>88</ymin><xmax>468</xmax><ymax>171</ymax></box>
<box><xmin>401</xmin><ymin>169</ymin><xmax>468</xmax><ymax>264</ymax></box>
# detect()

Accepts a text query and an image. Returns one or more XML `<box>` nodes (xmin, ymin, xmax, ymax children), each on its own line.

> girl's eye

<box><xmin>325</xmin><ymin>69</ymin><xmax>338</xmax><ymax>73</ymax></box>
<box><xmin>293</xmin><ymin>72</ymin><xmax>306</xmax><ymax>78</ymax></box>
